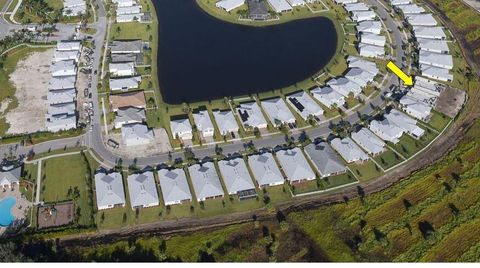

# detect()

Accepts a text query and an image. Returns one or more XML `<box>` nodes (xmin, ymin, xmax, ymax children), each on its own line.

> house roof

<box><xmin>237</xmin><ymin>102</ymin><xmax>267</xmax><ymax>128</ymax></box>
<box><xmin>127</xmin><ymin>171</ymin><xmax>159</xmax><ymax>208</ymax></box>
<box><xmin>351</xmin><ymin>10</ymin><xmax>376</xmax><ymax>21</ymax></box>
<box><xmin>121</xmin><ymin>123</ymin><xmax>154</xmax><ymax>143</ymax></box>
<box><xmin>419</xmin><ymin>51</ymin><xmax>453</xmax><ymax>69</ymax></box>
<box><xmin>47</xmin><ymin>102</ymin><xmax>76</xmax><ymax>117</ymax></box>
<box><xmin>193</xmin><ymin>110</ymin><xmax>214</xmax><ymax>132</ymax></box>
<box><xmin>357</xmin><ymin>20</ymin><xmax>382</xmax><ymax>34</ymax></box>
<box><xmin>406</xmin><ymin>14</ymin><xmax>438</xmax><ymax>26</ymax></box>
<box><xmin>117</xmin><ymin>5</ymin><xmax>141</xmax><ymax>15</ymax></box>
<box><xmin>170</xmin><ymin>118</ymin><xmax>192</xmax><ymax>135</ymax></box>
<box><xmin>268</xmin><ymin>0</ymin><xmax>292</xmax><ymax>12</ymax></box>
<box><xmin>412</xmin><ymin>26</ymin><xmax>446</xmax><ymax>39</ymax></box>
<box><xmin>0</xmin><ymin>166</ymin><xmax>21</xmax><ymax>186</ymax></box>
<box><xmin>331</xmin><ymin>137</ymin><xmax>370</xmax><ymax>163</ymax></box>
<box><xmin>49</xmin><ymin>76</ymin><xmax>76</xmax><ymax>90</ymax></box>
<box><xmin>311</xmin><ymin>86</ymin><xmax>345</xmax><ymax>108</ymax></box>
<box><xmin>115</xmin><ymin>107</ymin><xmax>146</xmax><ymax>124</ymax></box>
<box><xmin>344</xmin><ymin>67</ymin><xmax>376</xmax><ymax>88</ymax></box>
<box><xmin>346</xmin><ymin>56</ymin><xmax>379</xmax><ymax>75</ymax></box>
<box><xmin>261</xmin><ymin>97</ymin><xmax>296</xmax><ymax>124</ymax></box>
<box><xmin>218</xmin><ymin>159</ymin><xmax>255</xmax><ymax>193</ymax></box>
<box><xmin>359</xmin><ymin>43</ymin><xmax>385</xmax><ymax>58</ymax></box>
<box><xmin>385</xmin><ymin>109</ymin><xmax>425</xmax><ymax>137</ymax></box>
<box><xmin>344</xmin><ymin>2</ymin><xmax>369</xmax><ymax>12</ymax></box>
<box><xmin>213</xmin><ymin>110</ymin><xmax>239</xmax><ymax>133</ymax></box>
<box><xmin>369</xmin><ymin>119</ymin><xmax>404</xmax><ymax>143</ymax></box>
<box><xmin>286</xmin><ymin>91</ymin><xmax>323</xmax><ymax>119</ymax></box>
<box><xmin>420</xmin><ymin>65</ymin><xmax>453</xmax><ymax>82</ymax></box>
<box><xmin>110</xmin><ymin>40</ymin><xmax>143</xmax><ymax>53</ymax></box>
<box><xmin>248</xmin><ymin>153</ymin><xmax>284</xmax><ymax>186</ymax></box>
<box><xmin>110</xmin><ymin>91</ymin><xmax>146</xmax><ymax>110</ymax></box>
<box><xmin>158</xmin><ymin>168</ymin><xmax>192</xmax><ymax>204</ymax></box>
<box><xmin>304</xmin><ymin>142</ymin><xmax>346</xmax><ymax>177</ymax></box>
<box><xmin>109</xmin><ymin>76</ymin><xmax>141</xmax><ymax>91</ymax></box>
<box><xmin>216</xmin><ymin>0</ymin><xmax>245</xmax><ymax>11</ymax></box>
<box><xmin>111</xmin><ymin>53</ymin><xmax>138</xmax><ymax>63</ymax></box>
<box><xmin>395</xmin><ymin>3</ymin><xmax>425</xmax><ymax>14</ymax></box>
<box><xmin>360</xmin><ymin>32</ymin><xmax>386</xmax><ymax>46</ymax></box>
<box><xmin>54</xmin><ymin>50</ymin><xmax>80</xmax><ymax>62</ymax></box>
<box><xmin>248</xmin><ymin>0</ymin><xmax>268</xmax><ymax>16</ymax></box>
<box><xmin>188</xmin><ymin>162</ymin><xmax>224</xmax><ymax>200</ymax></box>
<box><xmin>109</xmin><ymin>62</ymin><xmax>135</xmax><ymax>73</ymax></box>
<box><xmin>50</xmin><ymin>60</ymin><xmax>76</xmax><ymax>75</ymax></box>
<box><xmin>95</xmin><ymin>172</ymin><xmax>126</xmax><ymax>208</ymax></box>
<box><xmin>351</xmin><ymin>128</ymin><xmax>386</xmax><ymax>155</ymax></box>
<box><xmin>56</xmin><ymin>41</ymin><xmax>81</xmax><ymax>51</ymax></box>
<box><xmin>47</xmin><ymin>88</ymin><xmax>76</xmax><ymax>104</ymax></box>
<box><xmin>391</xmin><ymin>0</ymin><xmax>411</xmax><ymax>5</ymax></box>
<box><xmin>399</xmin><ymin>95</ymin><xmax>432</xmax><ymax>119</ymax></box>
<box><xmin>327</xmin><ymin>77</ymin><xmax>362</xmax><ymax>97</ymax></box>
<box><xmin>275</xmin><ymin>147</ymin><xmax>315</xmax><ymax>182</ymax></box>
<box><xmin>417</xmin><ymin>38</ymin><xmax>449</xmax><ymax>53</ymax></box>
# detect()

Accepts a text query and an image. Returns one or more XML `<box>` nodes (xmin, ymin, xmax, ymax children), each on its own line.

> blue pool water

<box><xmin>0</xmin><ymin>197</ymin><xmax>16</xmax><ymax>227</ymax></box>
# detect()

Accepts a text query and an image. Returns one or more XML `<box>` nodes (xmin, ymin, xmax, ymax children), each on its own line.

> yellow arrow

<box><xmin>386</xmin><ymin>61</ymin><xmax>413</xmax><ymax>86</ymax></box>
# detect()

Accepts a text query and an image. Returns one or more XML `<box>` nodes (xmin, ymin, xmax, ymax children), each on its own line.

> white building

<box><xmin>46</xmin><ymin>115</ymin><xmax>77</xmax><ymax>132</ymax></box>
<box><xmin>268</xmin><ymin>0</ymin><xmax>292</xmax><ymax>13</ymax></box>
<box><xmin>216</xmin><ymin>0</ymin><xmax>245</xmax><ymax>12</ymax></box>
<box><xmin>50</xmin><ymin>60</ymin><xmax>77</xmax><ymax>77</ymax></box>
<box><xmin>344</xmin><ymin>67</ymin><xmax>376</xmax><ymax>89</ymax></box>
<box><xmin>359</xmin><ymin>43</ymin><xmax>385</xmax><ymax>58</ymax></box>
<box><xmin>344</xmin><ymin>2</ymin><xmax>369</xmax><ymax>12</ymax></box>
<box><xmin>193</xmin><ymin>110</ymin><xmax>215</xmax><ymax>138</ymax></box>
<box><xmin>117</xmin><ymin>5</ymin><xmax>141</xmax><ymax>15</ymax></box>
<box><xmin>412</xmin><ymin>26</ymin><xmax>446</xmax><ymax>40</ymax></box>
<box><xmin>334</xmin><ymin>0</ymin><xmax>357</xmax><ymax>4</ymax></box>
<box><xmin>311</xmin><ymin>86</ymin><xmax>345</xmax><ymax>108</ymax></box>
<box><xmin>286</xmin><ymin>0</ymin><xmax>305</xmax><ymax>7</ymax></box>
<box><xmin>357</xmin><ymin>20</ymin><xmax>382</xmax><ymax>34</ymax></box>
<box><xmin>127</xmin><ymin>172</ymin><xmax>159</xmax><ymax>209</ymax></box>
<box><xmin>360</xmin><ymin>32</ymin><xmax>386</xmax><ymax>47</ymax></box>
<box><xmin>399</xmin><ymin>95</ymin><xmax>432</xmax><ymax>121</ymax></box>
<box><xmin>47</xmin><ymin>88</ymin><xmax>76</xmax><ymax>105</ymax></box>
<box><xmin>351</xmin><ymin>10</ymin><xmax>376</xmax><ymax>22</ymax></box>
<box><xmin>212</xmin><ymin>110</ymin><xmax>239</xmax><ymax>135</ymax></box>
<box><xmin>248</xmin><ymin>153</ymin><xmax>284</xmax><ymax>187</ymax></box>
<box><xmin>420</xmin><ymin>64</ymin><xmax>453</xmax><ymax>82</ymax></box>
<box><xmin>331</xmin><ymin>137</ymin><xmax>370</xmax><ymax>163</ymax></box>
<box><xmin>261</xmin><ymin>98</ymin><xmax>296</xmax><ymax>127</ymax></box>
<box><xmin>385</xmin><ymin>109</ymin><xmax>425</xmax><ymax>138</ymax></box>
<box><xmin>109</xmin><ymin>62</ymin><xmax>135</xmax><ymax>77</ymax></box>
<box><xmin>351</xmin><ymin>128</ymin><xmax>386</xmax><ymax>156</ymax></box>
<box><xmin>346</xmin><ymin>56</ymin><xmax>379</xmax><ymax>76</ymax></box>
<box><xmin>303</xmin><ymin>142</ymin><xmax>346</xmax><ymax>178</ymax></box>
<box><xmin>417</xmin><ymin>38</ymin><xmax>449</xmax><ymax>53</ymax></box>
<box><xmin>391</xmin><ymin>0</ymin><xmax>410</xmax><ymax>5</ymax></box>
<box><xmin>275</xmin><ymin>147</ymin><xmax>316</xmax><ymax>183</ymax></box>
<box><xmin>0</xmin><ymin>166</ymin><xmax>21</xmax><ymax>189</ymax></box>
<box><xmin>406</xmin><ymin>14</ymin><xmax>438</xmax><ymax>26</ymax></box>
<box><xmin>237</xmin><ymin>102</ymin><xmax>268</xmax><ymax>130</ymax></box>
<box><xmin>286</xmin><ymin>91</ymin><xmax>323</xmax><ymax>120</ymax></box>
<box><xmin>369</xmin><ymin>119</ymin><xmax>404</xmax><ymax>144</ymax></box>
<box><xmin>54</xmin><ymin>50</ymin><xmax>80</xmax><ymax>62</ymax></box>
<box><xmin>49</xmin><ymin>76</ymin><xmax>76</xmax><ymax>91</ymax></box>
<box><xmin>217</xmin><ymin>159</ymin><xmax>256</xmax><ymax>197</ymax></box>
<box><xmin>95</xmin><ymin>172</ymin><xmax>126</xmax><ymax>210</ymax></box>
<box><xmin>109</xmin><ymin>76</ymin><xmax>141</xmax><ymax>91</ymax></box>
<box><xmin>56</xmin><ymin>41</ymin><xmax>81</xmax><ymax>52</ymax></box>
<box><xmin>121</xmin><ymin>123</ymin><xmax>154</xmax><ymax>146</ymax></box>
<box><xmin>112</xmin><ymin>0</ymin><xmax>136</xmax><ymax>7</ymax></box>
<box><xmin>395</xmin><ymin>3</ymin><xmax>425</xmax><ymax>14</ymax></box>
<box><xmin>158</xmin><ymin>168</ymin><xmax>193</xmax><ymax>206</ymax></box>
<box><xmin>419</xmin><ymin>51</ymin><xmax>453</xmax><ymax>69</ymax></box>
<box><xmin>327</xmin><ymin>77</ymin><xmax>362</xmax><ymax>97</ymax></box>
<box><xmin>114</xmin><ymin>107</ymin><xmax>146</xmax><ymax>128</ymax></box>
<box><xmin>170</xmin><ymin>118</ymin><xmax>193</xmax><ymax>140</ymax></box>
<box><xmin>188</xmin><ymin>162</ymin><xmax>224</xmax><ymax>201</ymax></box>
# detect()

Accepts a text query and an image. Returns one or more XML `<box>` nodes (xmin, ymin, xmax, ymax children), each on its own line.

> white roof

<box><xmin>412</xmin><ymin>26</ymin><xmax>446</xmax><ymax>39</ymax></box>
<box><xmin>237</xmin><ymin>102</ymin><xmax>267</xmax><ymax>129</ymax></box>
<box><xmin>395</xmin><ymin>3</ymin><xmax>425</xmax><ymax>14</ymax></box>
<box><xmin>193</xmin><ymin>110</ymin><xmax>214</xmax><ymax>133</ymax></box>
<box><xmin>344</xmin><ymin>67</ymin><xmax>376</xmax><ymax>88</ymax></box>
<box><xmin>54</xmin><ymin>50</ymin><xmax>80</xmax><ymax>62</ymax></box>
<box><xmin>417</xmin><ymin>38</ymin><xmax>449</xmax><ymax>53</ymax></box>
<box><xmin>369</xmin><ymin>119</ymin><xmax>404</xmax><ymax>143</ymax></box>
<box><xmin>414</xmin><ymin>76</ymin><xmax>441</xmax><ymax>96</ymax></box>
<box><xmin>406</xmin><ymin>14</ymin><xmax>438</xmax><ymax>26</ymax></box>
<box><xmin>331</xmin><ymin>137</ymin><xmax>369</xmax><ymax>163</ymax></box>
<box><xmin>344</xmin><ymin>2</ymin><xmax>369</xmax><ymax>12</ymax></box>
<box><xmin>63</xmin><ymin>5</ymin><xmax>86</xmax><ymax>16</ymax></box>
<box><xmin>419</xmin><ymin>51</ymin><xmax>453</xmax><ymax>69</ymax></box>
<box><xmin>95</xmin><ymin>172</ymin><xmax>126</xmax><ymax>209</ymax></box>
<box><xmin>327</xmin><ymin>77</ymin><xmax>362</xmax><ymax>97</ymax></box>
<box><xmin>218</xmin><ymin>159</ymin><xmax>255</xmax><ymax>194</ymax></box>
<box><xmin>47</xmin><ymin>102</ymin><xmax>76</xmax><ymax>117</ymax></box>
<box><xmin>117</xmin><ymin>5</ymin><xmax>141</xmax><ymax>15</ymax></box>
<box><xmin>351</xmin><ymin>10</ymin><xmax>376</xmax><ymax>21</ymax></box>
<box><xmin>391</xmin><ymin>0</ymin><xmax>410</xmax><ymax>5</ymax></box>
<box><xmin>116</xmin><ymin>13</ymin><xmax>144</xmax><ymax>22</ymax></box>
<box><xmin>303</xmin><ymin>143</ymin><xmax>346</xmax><ymax>177</ymax></box>
<box><xmin>216</xmin><ymin>0</ymin><xmax>245</xmax><ymax>12</ymax></box>
<box><xmin>385</xmin><ymin>108</ymin><xmax>425</xmax><ymax>137</ymax></box>
<box><xmin>64</xmin><ymin>0</ymin><xmax>86</xmax><ymax>8</ymax></box>
<box><xmin>359</xmin><ymin>43</ymin><xmax>385</xmax><ymax>58</ymax></box>
<box><xmin>48</xmin><ymin>76</ymin><xmax>76</xmax><ymax>90</ymax></box>
<box><xmin>109</xmin><ymin>76</ymin><xmax>141</xmax><ymax>91</ymax></box>
<box><xmin>188</xmin><ymin>162</ymin><xmax>224</xmax><ymax>201</ymax></box>
<box><xmin>360</xmin><ymin>32</ymin><xmax>386</xmax><ymax>47</ymax></box>
<box><xmin>286</xmin><ymin>91</ymin><xmax>323</xmax><ymax>120</ymax></box>
<box><xmin>170</xmin><ymin>118</ymin><xmax>192</xmax><ymax>135</ymax></box>
<box><xmin>109</xmin><ymin>62</ymin><xmax>135</xmax><ymax>73</ymax></box>
<box><xmin>50</xmin><ymin>60</ymin><xmax>76</xmax><ymax>76</ymax></box>
<box><xmin>121</xmin><ymin>123</ymin><xmax>154</xmax><ymax>145</ymax></box>
<box><xmin>0</xmin><ymin>166</ymin><xmax>21</xmax><ymax>186</ymax></box>
<box><xmin>275</xmin><ymin>147</ymin><xmax>315</xmax><ymax>182</ymax></box>
<box><xmin>158</xmin><ymin>168</ymin><xmax>192</xmax><ymax>205</ymax></box>
<box><xmin>334</xmin><ymin>0</ymin><xmax>358</xmax><ymax>4</ymax></box>
<box><xmin>268</xmin><ymin>0</ymin><xmax>292</xmax><ymax>12</ymax></box>
<box><xmin>248</xmin><ymin>153</ymin><xmax>284</xmax><ymax>186</ymax></box>
<box><xmin>127</xmin><ymin>172</ymin><xmax>159</xmax><ymax>208</ymax></box>
<box><xmin>357</xmin><ymin>20</ymin><xmax>383</xmax><ymax>34</ymax></box>
<box><xmin>287</xmin><ymin>0</ymin><xmax>305</xmax><ymax>6</ymax></box>
<box><xmin>56</xmin><ymin>41</ymin><xmax>81</xmax><ymax>51</ymax></box>
<box><xmin>311</xmin><ymin>86</ymin><xmax>345</xmax><ymax>108</ymax></box>
<box><xmin>47</xmin><ymin>88</ymin><xmax>76</xmax><ymax>104</ymax></box>
<box><xmin>420</xmin><ymin>65</ymin><xmax>453</xmax><ymax>82</ymax></box>
<box><xmin>399</xmin><ymin>95</ymin><xmax>432</xmax><ymax>120</ymax></box>
<box><xmin>46</xmin><ymin>115</ymin><xmax>77</xmax><ymax>132</ymax></box>
<box><xmin>261</xmin><ymin>98</ymin><xmax>296</xmax><ymax>125</ymax></box>
<box><xmin>346</xmin><ymin>56</ymin><xmax>379</xmax><ymax>75</ymax></box>
<box><xmin>351</xmin><ymin>128</ymin><xmax>386</xmax><ymax>155</ymax></box>
<box><xmin>213</xmin><ymin>110</ymin><xmax>239</xmax><ymax>134</ymax></box>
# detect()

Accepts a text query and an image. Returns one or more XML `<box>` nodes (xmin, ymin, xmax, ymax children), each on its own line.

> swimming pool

<box><xmin>0</xmin><ymin>197</ymin><xmax>16</xmax><ymax>227</ymax></box>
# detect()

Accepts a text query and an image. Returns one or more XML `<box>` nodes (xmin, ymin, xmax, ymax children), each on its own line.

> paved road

<box><xmin>0</xmin><ymin>0</ymin><xmax>407</xmax><ymax>169</ymax></box>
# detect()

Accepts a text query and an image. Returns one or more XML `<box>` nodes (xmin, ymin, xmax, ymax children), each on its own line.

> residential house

<box><xmin>268</xmin><ymin>0</ymin><xmax>292</xmax><ymax>13</ymax></box>
<box><xmin>286</xmin><ymin>91</ymin><xmax>323</xmax><ymax>120</ymax></box>
<box><xmin>351</xmin><ymin>128</ymin><xmax>386</xmax><ymax>155</ymax></box>
<box><xmin>399</xmin><ymin>95</ymin><xmax>432</xmax><ymax>121</ymax></box>
<box><xmin>170</xmin><ymin>118</ymin><xmax>193</xmax><ymax>140</ymax></box>
<box><xmin>218</xmin><ymin>159</ymin><xmax>257</xmax><ymax>199</ymax></box>
<box><xmin>50</xmin><ymin>60</ymin><xmax>77</xmax><ymax>77</ymax></box>
<box><xmin>357</xmin><ymin>20</ymin><xmax>382</xmax><ymax>34</ymax></box>
<box><xmin>311</xmin><ymin>86</ymin><xmax>346</xmax><ymax>108</ymax></box>
<box><xmin>351</xmin><ymin>10</ymin><xmax>376</xmax><ymax>22</ymax></box>
<box><xmin>360</xmin><ymin>32</ymin><xmax>386</xmax><ymax>47</ymax></box>
<box><xmin>114</xmin><ymin>107</ymin><xmax>146</xmax><ymax>128</ymax></box>
<box><xmin>109</xmin><ymin>76</ymin><xmax>141</xmax><ymax>91</ymax></box>
<box><xmin>359</xmin><ymin>43</ymin><xmax>385</xmax><ymax>58</ymax></box>
<box><xmin>188</xmin><ymin>162</ymin><xmax>224</xmax><ymax>201</ymax></box>
<box><xmin>369</xmin><ymin>118</ymin><xmax>404</xmax><ymax>144</ymax></box>
<box><xmin>193</xmin><ymin>110</ymin><xmax>215</xmax><ymax>138</ymax></box>
<box><xmin>417</xmin><ymin>38</ymin><xmax>449</xmax><ymax>53</ymax></box>
<box><xmin>261</xmin><ymin>97</ymin><xmax>296</xmax><ymax>127</ymax></box>
<box><xmin>385</xmin><ymin>109</ymin><xmax>425</xmax><ymax>138</ymax></box>
<box><xmin>121</xmin><ymin>123</ymin><xmax>154</xmax><ymax>146</ymax></box>
<box><xmin>216</xmin><ymin>0</ymin><xmax>245</xmax><ymax>12</ymax></box>
<box><xmin>237</xmin><ymin>102</ymin><xmax>268</xmax><ymax>130</ymax></box>
<box><xmin>158</xmin><ymin>168</ymin><xmax>192</xmax><ymax>205</ymax></box>
<box><xmin>248</xmin><ymin>0</ymin><xmax>269</xmax><ymax>20</ymax></box>
<box><xmin>406</xmin><ymin>14</ymin><xmax>438</xmax><ymax>26</ymax></box>
<box><xmin>110</xmin><ymin>40</ymin><xmax>143</xmax><ymax>54</ymax></box>
<box><xmin>109</xmin><ymin>62</ymin><xmax>135</xmax><ymax>77</ymax></box>
<box><xmin>275</xmin><ymin>147</ymin><xmax>316</xmax><ymax>183</ymax></box>
<box><xmin>110</xmin><ymin>91</ymin><xmax>146</xmax><ymax>111</ymax></box>
<box><xmin>412</xmin><ymin>26</ymin><xmax>446</xmax><ymax>40</ymax></box>
<box><xmin>48</xmin><ymin>76</ymin><xmax>76</xmax><ymax>91</ymax></box>
<box><xmin>54</xmin><ymin>50</ymin><xmax>80</xmax><ymax>62</ymax></box>
<box><xmin>419</xmin><ymin>51</ymin><xmax>453</xmax><ymax>69</ymax></box>
<box><xmin>127</xmin><ymin>171</ymin><xmax>159</xmax><ymax>209</ymax></box>
<box><xmin>0</xmin><ymin>166</ymin><xmax>21</xmax><ymax>189</ymax></box>
<box><xmin>303</xmin><ymin>142</ymin><xmax>346</xmax><ymax>177</ymax></box>
<box><xmin>212</xmin><ymin>110</ymin><xmax>239</xmax><ymax>136</ymax></box>
<box><xmin>330</xmin><ymin>137</ymin><xmax>370</xmax><ymax>163</ymax></box>
<box><xmin>56</xmin><ymin>41</ymin><xmax>81</xmax><ymax>51</ymax></box>
<box><xmin>94</xmin><ymin>171</ymin><xmax>126</xmax><ymax>210</ymax></box>
<box><xmin>248</xmin><ymin>153</ymin><xmax>284</xmax><ymax>187</ymax></box>
<box><xmin>327</xmin><ymin>77</ymin><xmax>362</xmax><ymax>97</ymax></box>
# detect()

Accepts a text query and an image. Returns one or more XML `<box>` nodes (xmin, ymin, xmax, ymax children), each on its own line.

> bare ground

<box><xmin>6</xmin><ymin>49</ymin><xmax>53</xmax><ymax>134</ymax></box>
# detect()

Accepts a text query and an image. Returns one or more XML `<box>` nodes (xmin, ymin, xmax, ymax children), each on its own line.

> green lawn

<box><xmin>373</xmin><ymin>149</ymin><xmax>404</xmax><ymax>170</ymax></box>
<box><xmin>319</xmin><ymin>171</ymin><xmax>357</xmax><ymax>189</ymax></box>
<box><xmin>41</xmin><ymin>152</ymin><xmax>94</xmax><ymax>226</ymax></box>
<box><xmin>427</xmin><ymin>110</ymin><xmax>451</xmax><ymax>132</ymax></box>
<box><xmin>291</xmin><ymin>179</ymin><xmax>321</xmax><ymax>195</ymax></box>
<box><xmin>347</xmin><ymin>160</ymin><xmax>383</xmax><ymax>182</ymax></box>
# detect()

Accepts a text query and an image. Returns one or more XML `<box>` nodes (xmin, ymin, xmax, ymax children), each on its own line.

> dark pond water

<box><xmin>154</xmin><ymin>0</ymin><xmax>338</xmax><ymax>104</ymax></box>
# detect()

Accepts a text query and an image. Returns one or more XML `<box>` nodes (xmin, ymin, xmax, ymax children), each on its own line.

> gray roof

<box><xmin>359</xmin><ymin>43</ymin><xmax>385</xmax><ymax>58</ymax></box>
<box><xmin>47</xmin><ymin>88</ymin><xmax>76</xmax><ymax>104</ymax></box>
<box><xmin>261</xmin><ymin>97</ymin><xmax>296</xmax><ymax>125</ymax></box>
<box><xmin>110</xmin><ymin>40</ymin><xmax>143</xmax><ymax>54</ymax></box>
<box><xmin>286</xmin><ymin>91</ymin><xmax>323</xmax><ymax>120</ymax></box>
<box><xmin>50</xmin><ymin>60</ymin><xmax>76</xmax><ymax>76</ymax></box>
<box><xmin>237</xmin><ymin>102</ymin><xmax>267</xmax><ymax>128</ymax></box>
<box><xmin>406</xmin><ymin>14</ymin><xmax>438</xmax><ymax>26</ymax></box>
<box><xmin>417</xmin><ymin>38</ymin><xmax>449</xmax><ymax>53</ymax></box>
<box><xmin>0</xmin><ymin>166</ymin><xmax>21</xmax><ymax>186</ymax></box>
<box><xmin>192</xmin><ymin>110</ymin><xmax>214</xmax><ymax>133</ymax></box>
<box><xmin>248</xmin><ymin>0</ymin><xmax>269</xmax><ymax>17</ymax></box>
<box><xmin>127</xmin><ymin>172</ymin><xmax>159</xmax><ymax>208</ymax></box>
<box><xmin>47</xmin><ymin>102</ymin><xmax>76</xmax><ymax>117</ymax></box>
<box><xmin>218</xmin><ymin>159</ymin><xmax>255</xmax><ymax>194</ymax></box>
<box><xmin>330</xmin><ymin>137</ymin><xmax>370</xmax><ymax>163</ymax></box>
<box><xmin>248</xmin><ymin>153</ymin><xmax>284</xmax><ymax>186</ymax></box>
<box><xmin>49</xmin><ymin>76</ymin><xmax>76</xmax><ymax>91</ymax></box>
<box><xmin>385</xmin><ymin>108</ymin><xmax>425</xmax><ymax>137</ymax></box>
<box><xmin>304</xmin><ymin>143</ymin><xmax>346</xmax><ymax>177</ymax></box>
<box><xmin>344</xmin><ymin>67</ymin><xmax>376</xmax><ymax>88</ymax></box>
<box><xmin>158</xmin><ymin>168</ymin><xmax>192</xmax><ymax>205</ymax></box>
<box><xmin>95</xmin><ymin>172</ymin><xmax>126</xmax><ymax>208</ymax></box>
<box><xmin>121</xmin><ymin>123</ymin><xmax>154</xmax><ymax>145</ymax></box>
<box><xmin>188</xmin><ymin>162</ymin><xmax>224</xmax><ymax>201</ymax></box>
<box><xmin>357</xmin><ymin>20</ymin><xmax>382</xmax><ymax>34</ymax></box>
<box><xmin>115</xmin><ymin>107</ymin><xmax>146</xmax><ymax>125</ymax></box>
<box><xmin>311</xmin><ymin>86</ymin><xmax>346</xmax><ymax>108</ymax></box>
<box><xmin>212</xmin><ymin>110</ymin><xmax>239</xmax><ymax>134</ymax></box>
<box><xmin>111</xmin><ymin>53</ymin><xmax>138</xmax><ymax>63</ymax></box>
<box><xmin>275</xmin><ymin>147</ymin><xmax>315</xmax><ymax>182</ymax></box>
<box><xmin>351</xmin><ymin>128</ymin><xmax>386</xmax><ymax>155</ymax></box>
<box><xmin>369</xmin><ymin>119</ymin><xmax>404</xmax><ymax>143</ymax></box>
<box><xmin>46</xmin><ymin>115</ymin><xmax>77</xmax><ymax>132</ymax></box>
<box><xmin>327</xmin><ymin>77</ymin><xmax>362</xmax><ymax>97</ymax></box>
<box><xmin>412</xmin><ymin>26</ymin><xmax>446</xmax><ymax>39</ymax></box>
<box><xmin>346</xmin><ymin>56</ymin><xmax>379</xmax><ymax>75</ymax></box>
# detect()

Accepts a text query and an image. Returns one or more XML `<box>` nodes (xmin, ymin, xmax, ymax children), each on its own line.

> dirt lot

<box><xmin>435</xmin><ymin>86</ymin><xmax>467</xmax><ymax>118</ymax></box>
<box><xmin>37</xmin><ymin>202</ymin><xmax>75</xmax><ymax>229</ymax></box>
<box><xmin>106</xmin><ymin>127</ymin><xmax>172</xmax><ymax>158</ymax></box>
<box><xmin>6</xmin><ymin>49</ymin><xmax>53</xmax><ymax>134</ymax></box>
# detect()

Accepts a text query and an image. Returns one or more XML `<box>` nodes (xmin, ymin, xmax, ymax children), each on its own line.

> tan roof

<box><xmin>110</xmin><ymin>91</ymin><xmax>146</xmax><ymax>110</ymax></box>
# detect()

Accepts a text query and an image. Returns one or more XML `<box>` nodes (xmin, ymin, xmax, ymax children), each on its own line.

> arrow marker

<box><xmin>386</xmin><ymin>61</ymin><xmax>413</xmax><ymax>86</ymax></box>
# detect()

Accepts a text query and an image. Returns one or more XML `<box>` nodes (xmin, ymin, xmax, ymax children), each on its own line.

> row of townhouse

<box><xmin>63</xmin><ymin>0</ymin><xmax>87</xmax><ymax>17</ymax></box>
<box><xmin>390</xmin><ymin>0</ymin><xmax>454</xmax><ymax>82</ymax></box>
<box><xmin>398</xmin><ymin>76</ymin><xmax>443</xmax><ymax>121</ymax></box>
<box><xmin>112</xmin><ymin>0</ymin><xmax>144</xmax><ymax>23</ymax></box>
<box><xmin>335</xmin><ymin>0</ymin><xmax>387</xmax><ymax>59</ymax></box>
<box><xmin>46</xmin><ymin>41</ymin><xmax>82</xmax><ymax>132</ymax></box>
